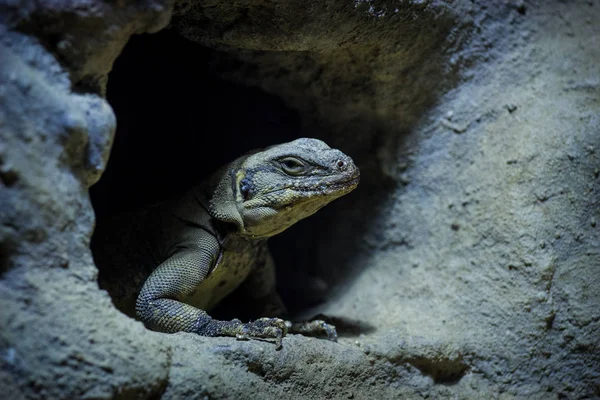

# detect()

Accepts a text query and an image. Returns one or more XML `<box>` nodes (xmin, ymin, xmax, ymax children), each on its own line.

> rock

<box><xmin>0</xmin><ymin>2</ymin><xmax>174</xmax><ymax>398</ymax></box>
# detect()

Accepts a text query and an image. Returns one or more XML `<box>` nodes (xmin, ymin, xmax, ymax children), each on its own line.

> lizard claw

<box><xmin>236</xmin><ymin>317</ymin><xmax>288</xmax><ymax>349</ymax></box>
<box><xmin>319</xmin><ymin>321</ymin><xmax>338</xmax><ymax>342</ymax></box>
<box><xmin>288</xmin><ymin>319</ymin><xmax>338</xmax><ymax>342</ymax></box>
<box><xmin>235</xmin><ymin>326</ymin><xmax>250</xmax><ymax>341</ymax></box>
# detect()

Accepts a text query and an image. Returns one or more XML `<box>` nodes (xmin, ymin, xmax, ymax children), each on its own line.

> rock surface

<box><xmin>1</xmin><ymin>0</ymin><xmax>599</xmax><ymax>399</ymax></box>
<box><xmin>0</xmin><ymin>2</ymin><xmax>174</xmax><ymax>399</ymax></box>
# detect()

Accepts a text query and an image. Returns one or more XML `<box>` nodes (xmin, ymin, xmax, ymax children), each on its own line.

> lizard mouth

<box><xmin>242</xmin><ymin>171</ymin><xmax>360</xmax><ymax>207</ymax></box>
<box><xmin>267</xmin><ymin>176</ymin><xmax>359</xmax><ymax>196</ymax></box>
<box><xmin>329</xmin><ymin>175</ymin><xmax>360</xmax><ymax>190</ymax></box>
<box><xmin>318</xmin><ymin>172</ymin><xmax>360</xmax><ymax>194</ymax></box>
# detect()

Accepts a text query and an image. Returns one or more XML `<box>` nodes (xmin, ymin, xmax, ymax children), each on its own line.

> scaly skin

<box><xmin>130</xmin><ymin>138</ymin><xmax>359</xmax><ymax>348</ymax></box>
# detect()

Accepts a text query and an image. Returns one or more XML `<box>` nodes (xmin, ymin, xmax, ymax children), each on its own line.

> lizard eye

<box><xmin>279</xmin><ymin>157</ymin><xmax>306</xmax><ymax>176</ymax></box>
<box><xmin>239</xmin><ymin>177</ymin><xmax>253</xmax><ymax>200</ymax></box>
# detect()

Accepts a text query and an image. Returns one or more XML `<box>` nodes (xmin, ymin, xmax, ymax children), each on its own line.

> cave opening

<box><xmin>89</xmin><ymin>29</ymin><xmax>347</xmax><ymax>322</ymax></box>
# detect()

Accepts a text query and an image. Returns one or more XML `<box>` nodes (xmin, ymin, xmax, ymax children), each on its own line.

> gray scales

<box><xmin>94</xmin><ymin>138</ymin><xmax>360</xmax><ymax>348</ymax></box>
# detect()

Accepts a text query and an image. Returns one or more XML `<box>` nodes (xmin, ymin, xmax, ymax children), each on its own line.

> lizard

<box><xmin>93</xmin><ymin>137</ymin><xmax>359</xmax><ymax>348</ymax></box>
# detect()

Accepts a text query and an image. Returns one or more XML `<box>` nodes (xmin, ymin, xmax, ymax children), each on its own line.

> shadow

<box><xmin>407</xmin><ymin>356</ymin><xmax>469</xmax><ymax>385</ymax></box>
<box><xmin>307</xmin><ymin>314</ymin><xmax>377</xmax><ymax>338</ymax></box>
<box><xmin>0</xmin><ymin>239</ymin><xmax>14</xmax><ymax>278</ymax></box>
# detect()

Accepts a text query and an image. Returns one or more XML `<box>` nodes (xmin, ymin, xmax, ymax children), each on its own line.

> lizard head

<box><xmin>212</xmin><ymin>138</ymin><xmax>360</xmax><ymax>238</ymax></box>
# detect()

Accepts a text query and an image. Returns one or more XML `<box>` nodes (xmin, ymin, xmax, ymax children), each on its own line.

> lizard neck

<box><xmin>205</xmin><ymin>157</ymin><xmax>246</xmax><ymax>233</ymax></box>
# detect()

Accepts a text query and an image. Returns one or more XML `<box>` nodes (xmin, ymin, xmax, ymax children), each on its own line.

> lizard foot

<box><xmin>235</xmin><ymin>317</ymin><xmax>288</xmax><ymax>349</ymax></box>
<box><xmin>288</xmin><ymin>320</ymin><xmax>338</xmax><ymax>342</ymax></box>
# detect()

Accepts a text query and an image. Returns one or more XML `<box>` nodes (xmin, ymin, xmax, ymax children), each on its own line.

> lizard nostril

<box><xmin>337</xmin><ymin>160</ymin><xmax>345</xmax><ymax>169</ymax></box>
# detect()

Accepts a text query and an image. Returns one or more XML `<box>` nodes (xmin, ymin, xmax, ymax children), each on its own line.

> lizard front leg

<box><xmin>135</xmin><ymin>235</ymin><xmax>287</xmax><ymax>346</ymax></box>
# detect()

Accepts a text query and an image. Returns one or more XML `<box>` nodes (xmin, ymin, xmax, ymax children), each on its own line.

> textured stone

<box><xmin>0</xmin><ymin>1</ymin><xmax>174</xmax><ymax>399</ymax></box>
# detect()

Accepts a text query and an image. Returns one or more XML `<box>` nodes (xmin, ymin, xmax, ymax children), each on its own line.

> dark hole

<box><xmin>89</xmin><ymin>29</ymin><xmax>333</xmax><ymax>322</ymax></box>
<box><xmin>90</xmin><ymin>30</ymin><xmax>300</xmax><ymax>218</ymax></box>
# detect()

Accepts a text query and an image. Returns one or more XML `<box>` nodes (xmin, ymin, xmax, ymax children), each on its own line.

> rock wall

<box><xmin>1</xmin><ymin>0</ymin><xmax>599</xmax><ymax>399</ymax></box>
<box><xmin>0</xmin><ymin>2</ymin><xmax>174</xmax><ymax>399</ymax></box>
